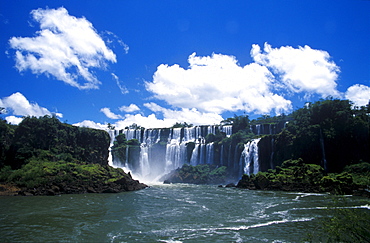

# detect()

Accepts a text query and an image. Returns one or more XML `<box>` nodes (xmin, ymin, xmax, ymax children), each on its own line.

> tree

<box><xmin>107</xmin><ymin>123</ymin><xmax>115</xmax><ymax>130</ymax></box>
<box><xmin>172</xmin><ymin>122</ymin><xmax>193</xmax><ymax>128</ymax></box>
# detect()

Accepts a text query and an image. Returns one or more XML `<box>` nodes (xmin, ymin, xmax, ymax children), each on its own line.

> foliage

<box><xmin>124</xmin><ymin>123</ymin><xmax>143</xmax><ymax>130</ymax></box>
<box><xmin>205</xmin><ymin>131</ymin><xmax>226</xmax><ymax>144</ymax></box>
<box><xmin>343</xmin><ymin>162</ymin><xmax>370</xmax><ymax>187</ymax></box>
<box><xmin>273</xmin><ymin>98</ymin><xmax>370</xmax><ymax>172</ymax></box>
<box><xmin>111</xmin><ymin>133</ymin><xmax>141</xmax><ymax>164</ymax></box>
<box><xmin>172</xmin><ymin>122</ymin><xmax>193</xmax><ymax>128</ymax></box>
<box><xmin>0</xmin><ymin>158</ymin><xmax>128</xmax><ymax>189</ymax></box>
<box><xmin>250</xmin><ymin>113</ymin><xmax>291</xmax><ymax>125</ymax></box>
<box><xmin>164</xmin><ymin>164</ymin><xmax>228</xmax><ymax>184</ymax></box>
<box><xmin>237</xmin><ymin>158</ymin><xmax>360</xmax><ymax>194</ymax></box>
<box><xmin>0</xmin><ymin>119</ymin><xmax>15</xmax><ymax>167</ymax></box>
<box><xmin>1</xmin><ymin>116</ymin><xmax>111</xmax><ymax>169</ymax></box>
<box><xmin>305</xmin><ymin>199</ymin><xmax>370</xmax><ymax>242</ymax></box>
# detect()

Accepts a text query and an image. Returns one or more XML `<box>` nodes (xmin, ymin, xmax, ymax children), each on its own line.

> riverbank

<box><xmin>236</xmin><ymin>159</ymin><xmax>370</xmax><ymax>197</ymax></box>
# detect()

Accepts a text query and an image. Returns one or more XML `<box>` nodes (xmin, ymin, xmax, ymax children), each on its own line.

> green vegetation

<box><xmin>0</xmin><ymin>116</ymin><xmax>146</xmax><ymax>195</ymax></box>
<box><xmin>305</xmin><ymin>198</ymin><xmax>370</xmax><ymax>242</ymax></box>
<box><xmin>2</xmin><ymin>115</ymin><xmax>110</xmax><ymax>169</ymax></box>
<box><xmin>237</xmin><ymin>159</ymin><xmax>370</xmax><ymax>194</ymax></box>
<box><xmin>273</xmin><ymin>98</ymin><xmax>370</xmax><ymax>172</ymax></box>
<box><xmin>172</xmin><ymin>122</ymin><xmax>193</xmax><ymax>128</ymax></box>
<box><xmin>343</xmin><ymin>162</ymin><xmax>370</xmax><ymax>187</ymax></box>
<box><xmin>0</xmin><ymin>159</ymin><xmax>128</xmax><ymax>189</ymax></box>
<box><xmin>163</xmin><ymin>164</ymin><xmax>228</xmax><ymax>184</ymax></box>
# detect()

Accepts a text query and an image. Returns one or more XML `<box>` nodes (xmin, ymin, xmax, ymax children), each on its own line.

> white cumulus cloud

<box><xmin>5</xmin><ymin>116</ymin><xmax>24</xmax><ymax>125</ymax></box>
<box><xmin>146</xmin><ymin>52</ymin><xmax>292</xmax><ymax>115</ymax></box>
<box><xmin>9</xmin><ymin>7</ymin><xmax>117</xmax><ymax>90</ymax></box>
<box><xmin>119</xmin><ymin>104</ymin><xmax>140</xmax><ymax>113</ymax></box>
<box><xmin>145</xmin><ymin>44</ymin><xmax>343</xmax><ymax>117</ymax></box>
<box><xmin>87</xmin><ymin>102</ymin><xmax>223</xmax><ymax>130</ymax></box>
<box><xmin>251</xmin><ymin>43</ymin><xmax>340</xmax><ymax>98</ymax></box>
<box><xmin>0</xmin><ymin>92</ymin><xmax>62</xmax><ymax>123</ymax></box>
<box><xmin>73</xmin><ymin>120</ymin><xmax>107</xmax><ymax>130</ymax></box>
<box><xmin>345</xmin><ymin>84</ymin><xmax>370</xmax><ymax>107</ymax></box>
<box><xmin>144</xmin><ymin>102</ymin><xmax>223</xmax><ymax>125</ymax></box>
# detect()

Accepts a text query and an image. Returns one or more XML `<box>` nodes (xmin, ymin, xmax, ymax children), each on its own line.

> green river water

<box><xmin>1</xmin><ymin>183</ymin><xmax>369</xmax><ymax>242</ymax></box>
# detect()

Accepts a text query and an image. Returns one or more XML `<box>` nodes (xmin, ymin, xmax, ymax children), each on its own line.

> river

<box><xmin>1</xmin><ymin>183</ymin><xmax>369</xmax><ymax>242</ymax></box>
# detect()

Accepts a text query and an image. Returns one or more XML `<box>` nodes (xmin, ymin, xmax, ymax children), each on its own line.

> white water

<box><xmin>240</xmin><ymin>138</ymin><xmax>261</xmax><ymax>175</ymax></box>
<box><xmin>108</xmin><ymin>125</ymin><xmax>263</xmax><ymax>182</ymax></box>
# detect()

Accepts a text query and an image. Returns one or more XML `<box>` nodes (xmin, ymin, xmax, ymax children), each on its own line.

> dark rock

<box><xmin>87</xmin><ymin>187</ymin><xmax>96</xmax><ymax>193</ymax></box>
<box><xmin>102</xmin><ymin>188</ymin><xmax>119</xmax><ymax>193</ymax></box>
<box><xmin>225</xmin><ymin>183</ymin><xmax>236</xmax><ymax>188</ymax></box>
<box><xmin>46</xmin><ymin>189</ymin><xmax>55</xmax><ymax>196</ymax></box>
<box><xmin>19</xmin><ymin>191</ymin><xmax>33</xmax><ymax>196</ymax></box>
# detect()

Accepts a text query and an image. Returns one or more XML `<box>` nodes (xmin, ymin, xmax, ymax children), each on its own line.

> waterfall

<box><xmin>221</xmin><ymin>125</ymin><xmax>232</xmax><ymax>137</ymax></box>
<box><xmin>206</xmin><ymin>142</ymin><xmax>214</xmax><ymax>164</ymax></box>
<box><xmin>199</xmin><ymin>143</ymin><xmax>205</xmax><ymax>164</ymax></box>
<box><xmin>139</xmin><ymin>144</ymin><xmax>150</xmax><ymax>177</ymax></box>
<box><xmin>208</xmin><ymin>125</ymin><xmax>216</xmax><ymax>135</ymax></box>
<box><xmin>319</xmin><ymin>129</ymin><xmax>327</xmax><ymax>172</ymax></box>
<box><xmin>155</xmin><ymin>129</ymin><xmax>161</xmax><ymax>143</ymax></box>
<box><xmin>240</xmin><ymin>138</ymin><xmax>261</xmax><ymax>176</ymax></box>
<box><xmin>109</xmin><ymin>124</ymin><xmax>245</xmax><ymax>182</ymax></box>
<box><xmin>165</xmin><ymin>128</ymin><xmax>184</xmax><ymax>172</ymax></box>
<box><xmin>190</xmin><ymin>144</ymin><xmax>199</xmax><ymax>166</ymax></box>
<box><xmin>256</xmin><ymin>125</ymin><xmax>261</xmax><ymax>135</ymax></box>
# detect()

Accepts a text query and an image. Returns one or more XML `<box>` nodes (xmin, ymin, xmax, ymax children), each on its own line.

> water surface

<box><xmin>1</xmin><ymin>184</ymin><xmax>368</xmax><ymax>242</ymax></box>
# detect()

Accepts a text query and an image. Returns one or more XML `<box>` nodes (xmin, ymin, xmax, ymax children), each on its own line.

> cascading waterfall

<box><xmin>165</xmin><ymin>128</ymin><xmax>183</xmax><ymax>172</ymax></box>
<box><xmin>206</xmin><ymin>143</ymin><xmax>214</xmax><ymax>164</ymax></box>
<box><xmin>108</xmin><ymin>124</ymin><xmax>276</xmax><ymax>182</ymax></box>
<box><xmin>221</xmin><ymin>125</ymin><xmax>232</xmax><ymax>137</ymax></box>
<box><xmin>190</xmin><ymin>144</ymin><xmax>200</xmax><ymax>166</ymax></box>
<box><xmin>139</xmin><ymin>144</ymin><xmax>150</xmax><ymax>177</ymax></box>
<box><xmin>240</xmin><ymin>138</ymin><xmax>261</xmax><ymax>176</ymax></box>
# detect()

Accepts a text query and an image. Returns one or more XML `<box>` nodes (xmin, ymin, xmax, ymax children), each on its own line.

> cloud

<box><xmin>146</xmin><ymin>52</ymin><xmax>292</xmax><ymax>115</ymax></box>
<box><xmin>111</xmin><ymin>107</ymin><xmax>222</xmax><ymax>129</ymax></box>
<box><xmin>103</xmin><ymin>31</ymin><xmax>129</xmax><ymax>54</ymax></box>
<box><xmin>0</xmin><ymin>92</ymin><xmax>62</xmax><ymax>118</ymax></box>
<box><xmin>345</xmin><ymin>84</ymin><xmax>370</xmax><ymax>107</ymax></box>
<box><xmin>144</xmin><ymin>102</ymin><xmax>223</xmax><ymax>125</ymax></box>
<box><xmin>9</xmin><ymin>7</ymin><xmax>116</xmax><ymax>90</ymax></box>
<box><xmin>251</xmin><ymin>43</ymin><xmax>340</xmax><ymax>98</ymax></box>
<box><xmin>119</xmin><ymin>104</ymin><xmax>140</xmax><ymax>113</ymax></box>
<box><xmin>145</xmin><ymin>44</ymin><xmax>343</xmax><ymax>117</ymax></box>
<box><xmin>112</xmin><ymin>73</ymin><xmax>128</xmax><ymax>94</ymax></box>
<box><xmin>73</xmin><ymin>120</ymin><xmax>107</xmax><ymax>130</ymax></box>
<box><xmin>85</xmin><ymin>102</ymin><xmax>223</xmax><ymax>130</ymax></box>
<box><xmin>100</xmin><ymin>107</ymin><xmax>123</xmax><ymax>119</ymax></box>
<box><xmin>5</xmin><ymin>116</ymin><xmax>24</xmax><ymax>125</ymax></box>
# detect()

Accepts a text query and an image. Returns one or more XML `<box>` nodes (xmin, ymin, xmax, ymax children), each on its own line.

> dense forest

<box><xmin>0</xmin><ymin>116</ymin><xmax>146</xmax><ymax>195</ymax></box>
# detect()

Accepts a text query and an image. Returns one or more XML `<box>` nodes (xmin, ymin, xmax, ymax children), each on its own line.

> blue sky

<box><xmin>1</xmin><ymin>0</ymin><xmax>369</xmax><ymax>129</ymax></box>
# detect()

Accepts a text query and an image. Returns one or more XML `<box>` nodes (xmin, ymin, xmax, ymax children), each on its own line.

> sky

<box><xmin>1</xmin><ymin>0</ymin><xmax>370</xmax><ymax>129</ymax></box>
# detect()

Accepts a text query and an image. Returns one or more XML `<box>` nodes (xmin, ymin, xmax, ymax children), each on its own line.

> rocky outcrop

<box><xmin>163</xmin><ymin>164</ymin><xmax>228</xmax><ymax>185</ymax></box>
<box><xmin>1</xmin><ymin>171</ymin><xmax>147</xmax><ymax>196</ymax></box>
<box><xmin>236</xmin><ymin>159</ymin><xmax>367</xmax><ymax>196</ymax></box>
